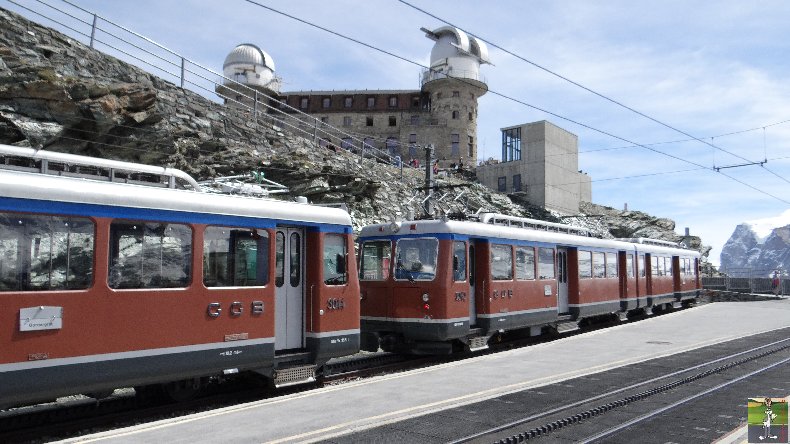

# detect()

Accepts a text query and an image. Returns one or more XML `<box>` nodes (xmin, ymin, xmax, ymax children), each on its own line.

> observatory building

<box><xmin>217</xmin><ymin>27</ymin><xmax>489</xmax><ymax>167</ymax></box>
<box><xmin>216</xmin><ymin>29</ymin><xmax>591</xmax><ymax>213</ymax></box>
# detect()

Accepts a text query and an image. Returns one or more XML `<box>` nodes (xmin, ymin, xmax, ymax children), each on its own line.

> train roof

<box><xmin>0</xmin><ymin>169</ymin><xmax>352</xmax><ymax>228</ymax></box>
<box><xmin>359</xmin><ymin>219</ymin><xmax>699</xmax><ymax>257</ymax></box>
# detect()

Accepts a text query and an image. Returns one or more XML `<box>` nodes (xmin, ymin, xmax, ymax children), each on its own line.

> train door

<box><xmin>275</xmin><ymin>227</ymin><xmax>304</xmax><ymax>351</ymax></box>
<box><xmin>469</xmin><ymin>243</ymin><xmax>477</xmax><ymax>326</ymax></box>
<box><xmin>557</xmin><ymin>248</ymin><xmax>569</xmax><ymax>313</ymax></box>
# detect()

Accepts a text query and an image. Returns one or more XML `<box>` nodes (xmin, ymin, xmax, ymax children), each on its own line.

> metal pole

<box><xmin>424</xmin><ymin>144</ymin><xmax>434</xmax><ymax>217</ymax></box>
<box><xmin>180</xmin><ymin>58</ymin><xmax>185</xmax><ymax>88</ymax></box>
<box><xmin>89</xmin><ymin>14</ymin><xmax>97</xmax><ymax>48</ymax></box>
<box><xmin>313</xmin><ymin>118</ymin><xmax>318</xmax><ymax>143</ymax></box>
<box><xmin>254</xmin><ymin>91</ymin><xmax>259</xmax><ymax>120</ymax></box>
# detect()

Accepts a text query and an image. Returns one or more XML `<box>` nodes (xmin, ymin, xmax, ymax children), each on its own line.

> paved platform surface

<box><xmin>63</xmin><ymin>300</ymin><xmax>790</xmax><ymax>444</ymax></box>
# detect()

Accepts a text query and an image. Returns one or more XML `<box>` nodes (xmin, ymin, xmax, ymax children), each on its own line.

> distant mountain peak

<box><xmin>720</xmin><ymin>220</ymin><xmax>790</xmax><ymax>276</ymax></box>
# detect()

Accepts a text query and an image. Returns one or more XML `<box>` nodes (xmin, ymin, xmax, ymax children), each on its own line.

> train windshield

<box><xmin>359</xmin><ymin>240</ymin><xmax>391</xmax><ymax>281</ymax></box>
<box><xmin>394</xmin><ymin>237</ymin><xmax>438</xmax><ymax>281</ymax></box>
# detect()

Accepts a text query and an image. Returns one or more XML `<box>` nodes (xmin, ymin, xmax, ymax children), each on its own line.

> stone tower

<box><xmin>420</xmin><ymin>26</ymin><xmax>490</xmax><ymax>166</ymax></box>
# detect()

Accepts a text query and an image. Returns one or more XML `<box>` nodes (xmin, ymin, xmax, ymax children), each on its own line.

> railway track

<box><xmin>0</xmin><ymin>302</ymin><xmax>699</xmax><ymax>443</ymax></box>
<box><xmin>454</xmin><ymin>336</ymin><xmax>790</xmax><ymax>444</ymax></box>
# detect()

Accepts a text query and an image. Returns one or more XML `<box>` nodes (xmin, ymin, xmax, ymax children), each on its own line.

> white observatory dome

<box><xmin>222</xmin><ymin>43</ymin><xmax>279</xmax><ymax>92</ymax></box>
<box><xmin>422</xmin><ymin>26</ymin><xmax>490</xmax><ymax>81</ymax></box>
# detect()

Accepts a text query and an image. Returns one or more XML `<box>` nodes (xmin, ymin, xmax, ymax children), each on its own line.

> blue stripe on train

<box><xmin>0</xmin><ymin>196</ymin><xmax>352</xmax><ymax>234</ymax></box>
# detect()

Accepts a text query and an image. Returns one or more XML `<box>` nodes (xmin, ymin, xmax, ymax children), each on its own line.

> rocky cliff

<box><xmin>0</xmin><ymin>7</ymin><xmax>708</xmax><ymax>261</ymax></box>
<box><xmin>720</xmin><ymin>223</ymin><xmax>790</xmax><ymax>276</ymax></box>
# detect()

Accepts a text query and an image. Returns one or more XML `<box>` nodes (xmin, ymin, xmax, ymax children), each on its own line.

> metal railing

<box><xmin>4</xmin><ymin>0</ymin><xmax>424</xmax><ymax>170</ymax></box>
<box><xmin>702</xmin><ymin>276</ymin><xmax>788</xmax><ymax>296</ymax></box>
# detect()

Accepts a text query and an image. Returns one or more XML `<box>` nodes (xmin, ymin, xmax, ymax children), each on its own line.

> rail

<box><xmin>3</xmin><ymin>0</ymin><xmax>422</xmax><ymax>171</ymax></box>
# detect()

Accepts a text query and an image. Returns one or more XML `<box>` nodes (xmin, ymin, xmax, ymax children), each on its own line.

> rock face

<box><xmin>0</xmin><ymin>7</ymin><xmax>708</xmax><ymax>262</ymax></box>
<box><xmin>720</xmin><ymin>223</ymin><xmax>790</xmax><ymax>276</ymax></box>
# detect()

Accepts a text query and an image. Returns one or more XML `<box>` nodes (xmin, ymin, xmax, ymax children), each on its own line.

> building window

<box><xmin>363</xmin><ymin>137</ymin><xmax>375</xmax><ymax>151</ymax></box>
<box><xmin>497</xmin><ymin>176</ymin><xmax>506</xmax><ymax>192</ymax></box>
<box><xmin>344</xmin><ymin>96</ymin><xmax>353</xmax><ymax>108</ymax></box>
<box><xmin>410</xmin><ymin>115</ymin><xmax>419</xmax><ymax>125</ymax></box>
<box><xmin>366</xmin><ymin>116</ymin><xmax>373</xmax><ymax>126</ymax></box>
<box><xmin>452</xmin><ymin>110</ymin><xmax>459</xmax><ymax>119</ymax></box>
<box><xmin>502</xmin><ymin>127</ymin><xmax>521</xmax><ymax>162</ymax></box>
<box><xmin>451</xmin><ymin>133</ymin><xmax>460</xmax><ymax>157</ymax></box>
<box><xmin>300</xmin><ymin>97</ymin><xmax>309</xmax><ymax>109</ymax></box>
<box><xmin>513</xmin><ymin>174</ymin><xmax>522</xmax><ymax>192</ymax></box>
<box><xmin>343</xmin><ymin>116</ymin><xmax>352</xmax><ymax>126</ymax></box>
<box><xmin>367</xmin><ymin>96</ymin><xmax>375</xmax><ymax>108</ymax></box>
<box><xmin>322</xmin><ymin>97</ymin><xmax>331</xmax><ymax>108</ymax></box>
<box><xmin>389</xmin><ymin>96</ymin><xmax>398</xmax><ymax>108</ymax></box>
<box><xmin>452</xmin><ymin>91</ymin><xmax>460</xmax><ymax>97</ymax></box>
<box><xmin>468</xmin><ymin>112</ymin><xmax>473</xmax><ymax>120</ymax></box>
<box><xmin>409</xmin><ymin>133</ymin><xmax>417</xmax><ymax>144</ymax></box>
<box><xmin>386</xmin><ymin>137</ymin><xmax>398</xmax><ymax>156</ymax></box>
<box><xmin>468</xmin><ymin>136</ymin><xmax>474</xmax><ymax>158</ymax></box>
<box><xmin>412</xmin><ymin>96</ymin><xmax>420</xmax><ymax>107</ymax></box>
<box><xmin>389</xmin><ymin>116</ymin><xmax>396</xmax><ymax>126</ymax></box>
<box><xmin>341</xmin><ymin>138</ymin><xmax>353</xmax><ymax>150</ymax></box>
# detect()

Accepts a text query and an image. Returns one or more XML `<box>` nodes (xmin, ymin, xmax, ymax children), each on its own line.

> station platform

<box><xmin>64</xmin><ymin>299</ymin><xmax>790</xmax><ymax>444</ymax></box>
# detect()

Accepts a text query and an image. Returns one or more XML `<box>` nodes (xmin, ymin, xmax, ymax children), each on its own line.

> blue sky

<box><xmin>7</xmin><ymin>0</ymin><xmax>790</xmax><ymax>266</ymax></box>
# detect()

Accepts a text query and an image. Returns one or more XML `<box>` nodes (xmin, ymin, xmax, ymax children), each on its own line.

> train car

<box><xmin>358</xmin><ymin>214</ymin><xmax>700</xmax><ymax>354</ymax></box>
<box><xmin>0</xmin><ymin>145</ymin><xmax>359</xmax><ymax>408</ymax></box>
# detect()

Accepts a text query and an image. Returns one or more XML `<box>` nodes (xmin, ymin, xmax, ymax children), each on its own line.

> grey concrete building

<box><xmin>216</xmin><ymin>27</ymin><xmax>489</xmax><ymax>167</ymax></box>
<box><xmin>476</xmin><ymin>120</ymin><xmax>592</xmax><ymax>214</ymax></box>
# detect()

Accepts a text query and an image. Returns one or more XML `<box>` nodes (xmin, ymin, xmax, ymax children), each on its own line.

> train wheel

<box><xmin>161</xmin><ymin>378</ymin><xmax>203</xmax><ymax>403</ymax></box>
<box><xmin>87</xmin><ymin>389</ymin><xmax>115</xmax><ymax>400</ymax></box>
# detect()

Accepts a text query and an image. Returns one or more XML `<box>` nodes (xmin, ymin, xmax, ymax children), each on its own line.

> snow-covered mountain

<box><xmin>720</xmin><ymin>215</ymin><xmax>790</xmax><ymax>277</ymax></box>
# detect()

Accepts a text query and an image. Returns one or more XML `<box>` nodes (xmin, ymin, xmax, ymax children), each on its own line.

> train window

<box><xmin>490</xmin><ymin>244</ymin><xmax>513</xmax><ymax>281</ymax></box>
<box><xmin>515</xmin><ymin>246</ymin><xmax>535</xmax><ymax>280</ymax></box>
<box><xmin>275</xmin><ymin>232</ymin><xmax>285</xmax><ymax>287</ymax></box>
<box><xmin>605</xmin><ymin>252</ymin><xmax>618</xmax><ymax>278</ymax></box>
<box><xmin>0</xmin><ymin>213</ymin><xmax>94</xmax><ymax>291</ymax></box>
<box><xmin>638</xmin><ymin>255</ymin><xmax>645</xmax><ymax>278</ymax></box>
<box><xmin>592</xmin><ymin>252</ymin><xmax>605</xmax><ymax>278</ymax></box>
<box><xmin>109</xmin><ymin>221</ymin><xmax>191</xmax><ymax>289</ymax></box>
<box><xmin>324</xmin><ymin>234</ymin><xmax>347</xmax><ymax>285</ymax></box>
<box><xmin>359</xmin><ymin>240</ymin><xmax>391</xmax><ymax>281</ymax></box>
<box><xmin>626</xmin><ymin>254</ymin><xmax>634</xmax><ymax>278</ymax></box>
<box><xmin>651</xmin><ymin>256</ymin><xmax>660</xmax><ymax>276</ymax></box>
<box><xmin>452</xmin><ymin>241</ymin><xmax>467</xmax><ymax>282</ymax></box>
<box><xmin>578</xmin><ymin>250</ymin><xmax>592</xmax><ymax>279</ymax></box>
<box><xmin>538</xmin><ymin>248</ymin><xmax>555</xmax><ymax>279</ymax></box>
<box><xmin>290</xmin><ymin>232</ymin><xmax>301</xmax><ymax>288</ymax></box>
<box><xmin>666</xmin><ymin>257</ymin><xmax>673</xmax><ymax>276</ymax></box>
<box><xmin>203</xmin><ymin>227</ymin><xmax>270</xmax><ymax>287</ymax></box>
<box><xmin>394</xmin><ymin>237</ymin><xmax>438</xmax><ymax>281</ymax></box>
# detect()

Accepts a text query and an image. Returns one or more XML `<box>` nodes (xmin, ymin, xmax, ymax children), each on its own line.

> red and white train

<box><xmin>0</xmin><ymin>145</ymin><xmax>359</xmax><ymax>408</ymax></box>
<box><xmin>358</xmin><ymin>213</ymin><xmax>700</xmax><ymax>354</ymax></box>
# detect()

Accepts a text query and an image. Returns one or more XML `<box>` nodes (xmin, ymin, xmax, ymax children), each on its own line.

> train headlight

<box><xmin>422</xmin><ymin>293</ymin><xmax>430</xmax><ymax>302</ymax></box>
